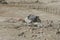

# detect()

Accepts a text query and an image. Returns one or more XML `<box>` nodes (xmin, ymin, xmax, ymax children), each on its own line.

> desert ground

<box><xmin>0</xmin><ymin>0</ymin><xmax>60</xmax><ymax>40</ymax></box>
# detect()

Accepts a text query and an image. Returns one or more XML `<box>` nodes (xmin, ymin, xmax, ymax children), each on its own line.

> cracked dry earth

<box><xmin>0</xmin><ymin>6</ymin><xmax>60</xmax><ymax>40</ymax></box>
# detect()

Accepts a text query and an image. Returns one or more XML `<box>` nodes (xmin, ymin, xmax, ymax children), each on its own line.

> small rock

<box><xmin>56</xmin><ymin>28</ymin><xmax>60</xmax><ymax>34</ymax></box>
<box><xmin>37</xmin><ymin>32</ymin><xmax>43</xmax><ymax>34</ymax></box>
<box><xmin>45</xmin><ymin>38</ymin><xmax>47</xmax><ymax>40</ymax></box>
<box><xmin>44</xmin><ymin>20</ymin><xmax>54</xmax><ymax>28</ymax></box>
<box><xmin>32</xmin><ymin>28</ymin><xmax>37</xmax><ymax>30</ymax></box>
<box><xmin>56</xmin><ymin>31</ymin><xmax>60</xmax><ymax>34</ymax></box>
<box><xmin>14</xmin><ymin>26</ymin><xmax>20</xmax><ymax>29</ymax></box>
<box><xmin>18</xmin><ymin>32</ymin><xmax>24</xmax><ymax>36</ymax></box>
<box><xmin>32</xmin><ymin>35</ymin><xmax>37</xmax><ymax>38</ymax></box>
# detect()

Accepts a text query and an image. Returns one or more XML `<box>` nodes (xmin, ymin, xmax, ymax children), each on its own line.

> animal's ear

<box><xmin>36</xmin><ymin>16</ymin><xmax>39</xmax><ymax>18</ymax></box>
<box><xmin>28</xmin><ymin>14</ymin><xmax>31</xmax><ymax>18</ymax></box>
<box><xmin>28</xmin><ymin>14</ymin><xmax>32</xmax><ymax>18</ymax></box>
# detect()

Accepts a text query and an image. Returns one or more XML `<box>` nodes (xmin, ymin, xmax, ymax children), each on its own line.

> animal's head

<box><xmin>27</xmin><ymin>14</ymin><xmax>41</xmax><ymax>22</ymax></box>
<box><xmin>36</xmin><ymin>16</ymin><xmax>41</xmax><ymax>22</ymax></box>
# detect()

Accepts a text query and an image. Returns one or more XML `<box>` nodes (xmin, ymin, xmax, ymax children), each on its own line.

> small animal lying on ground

<box><xmin>24</xmin><ymin>14</ymin><xmax>42</xmax><ymax>27</ymax></box>
<box><xmin>3</xmin><ymin>15</ymin><xmax>42</xmax><ymax>27</ymax></box>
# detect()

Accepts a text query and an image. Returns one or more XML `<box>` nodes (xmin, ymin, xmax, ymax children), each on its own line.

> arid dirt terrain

<box><xmin>0</xmin><ymin>0</ymin><xmax>60</xmax><ymax>40</ymax></box>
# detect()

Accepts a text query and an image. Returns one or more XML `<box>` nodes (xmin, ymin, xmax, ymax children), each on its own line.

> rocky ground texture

<box><xmin>0</xmin><ymin>0</ymin><xmax>60</xmax><ymax>40</ymax></box>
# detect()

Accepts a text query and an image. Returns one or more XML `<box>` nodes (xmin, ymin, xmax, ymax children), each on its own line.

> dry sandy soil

<box><xmin>0</xmin><ymin>3</ymin><xmax>60</xmax><ymax>40</ymax></box>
